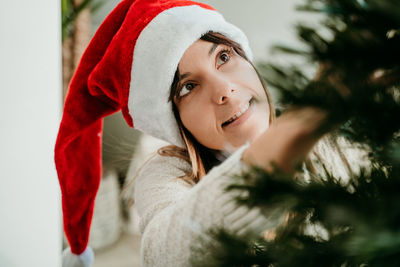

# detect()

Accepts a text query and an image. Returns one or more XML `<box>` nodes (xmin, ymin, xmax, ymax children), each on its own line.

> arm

<box><xmin>134</xmin><ymin>148</ymin><xmax>271</xmax><ymax>267</ymax></box>
<box><xmin>134</xmin><ymin>107</ymin><xmax>329</xmax><ymax>266</ymax></box>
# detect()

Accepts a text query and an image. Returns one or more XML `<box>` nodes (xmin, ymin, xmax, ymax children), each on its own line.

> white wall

<box><xmin>0</xmin><ymin>1</ymin><xmax>62</xmax><ymax>267</ymax></box>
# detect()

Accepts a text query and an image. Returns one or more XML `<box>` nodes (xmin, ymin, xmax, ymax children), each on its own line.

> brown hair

<box><xmin>158</xmin><ymin>32</ymin><xmax>276</xmax><ymax>184</ymax></box>
<box><xmin>156</xmin><ymin>32</ymin><xmax>356</xmax><ymax>186</ymax></box>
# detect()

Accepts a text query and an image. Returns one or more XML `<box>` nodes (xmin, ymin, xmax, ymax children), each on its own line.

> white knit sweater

<box><xmin>133</xmin><ymin>137</ymin><xmax>369</xmax><ymax>266</ymax></box>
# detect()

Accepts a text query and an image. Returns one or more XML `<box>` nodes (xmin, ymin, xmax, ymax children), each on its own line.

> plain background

<box><xmin>0</xmin><ymin>0</ymin><xmax>62</xmax><ymax>266</ymax></box>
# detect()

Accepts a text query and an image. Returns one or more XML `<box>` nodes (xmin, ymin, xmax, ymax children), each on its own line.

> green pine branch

<box><xmin>194</xmin><ymin>0</ymin><xmax>400</xmax><ymax>266</ymax></box>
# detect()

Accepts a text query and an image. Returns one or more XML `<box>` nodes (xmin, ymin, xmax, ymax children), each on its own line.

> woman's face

<box><xmin>174</xmin><ymin>39</ymin><xmax>270</xmax><ymax>150</ymax></box>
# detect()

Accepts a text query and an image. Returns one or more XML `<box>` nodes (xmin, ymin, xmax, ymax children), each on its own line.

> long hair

<box><xmin>158</xmin><ymin>32</ymin><xmax>276</xmax><ymax>184</ymax></box>
<box><xmin>158</xmin><ymin>32</ymin><xmax>356</xmax><ymax>185</ymax></box>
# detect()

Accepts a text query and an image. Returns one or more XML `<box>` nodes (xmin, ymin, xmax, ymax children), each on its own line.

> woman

<box><xmin>133</xmin><ymin>32</ymin><xmax>329</xmax><ymax>267</ymax></box>
<box><xmin>56</xmin><ymin>0</ymin><xmax>357</xmax><ymax>266</ymax></box>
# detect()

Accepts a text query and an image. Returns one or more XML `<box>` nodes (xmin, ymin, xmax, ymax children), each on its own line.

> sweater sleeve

<box><xmin>133</xmin><ymin>146</ymin><xmax>272</xmax><ymax>266</ymax></box>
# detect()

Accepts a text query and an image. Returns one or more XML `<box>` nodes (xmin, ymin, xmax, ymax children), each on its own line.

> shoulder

<box><xmin>133</xmin><ymin>153</ymin><xmax>193</xmax><ymax>232</ymax></box>
<box><xmin>133</xmin><ymin>152</ymin><xmax>193</xmax><ymax>195</ymax></box>
<box><xmin>135</xmin><ymin>152</ymin><xmax>191</xmax><ymax>184</ymax></box>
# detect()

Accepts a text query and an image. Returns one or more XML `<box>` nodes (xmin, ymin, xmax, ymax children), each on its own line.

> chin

<box><xmin>235</xmin><ymin>123</ymin><xmax>268</xmax><ymax>145</ymax></box>
<box><xmin>225</xmin><ymin>134</ymin><xmax>256</xmax><ymax>149</ymax></box>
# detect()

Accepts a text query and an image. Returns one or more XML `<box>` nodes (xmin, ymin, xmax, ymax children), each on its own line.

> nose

<box><xmin>210</xmin><ymin>76</ymin><xmax>236</xmax><ymax>105</ymax></box>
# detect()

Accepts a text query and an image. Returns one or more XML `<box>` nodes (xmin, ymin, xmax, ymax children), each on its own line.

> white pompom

<box><xmin>62</xmin><ymin>247</ymin><xmax>94</xmax><ymax>267</ymax></box>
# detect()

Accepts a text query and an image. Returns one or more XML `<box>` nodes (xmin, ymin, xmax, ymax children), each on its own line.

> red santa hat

<box><xmin>55</xmin><ymin>0</ymin><xmax>252</xmax><ymax>257</ymax></box>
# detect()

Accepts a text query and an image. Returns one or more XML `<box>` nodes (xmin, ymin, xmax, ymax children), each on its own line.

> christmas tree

<box><xmin>194</xmin><ymin>0</ymin><xmax>400</xmax><ymax>266</ymax></box>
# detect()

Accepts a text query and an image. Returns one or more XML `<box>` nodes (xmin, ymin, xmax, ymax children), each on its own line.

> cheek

<box><xmin>179</xmin><ymin>102</ymin><xmax>225</xmax><ymax>149</ymax></box>
<box><xmin>179</xmin><ymin>101</ymin><xmax>213</xmax><ymax>136</ymax></box>
<box><xmin>229</xmin><ymin>60</ymin><xmax>265</xmax><ymax>95</ymax></box>
<box><xmin>243</xmin><ymin>65</ymin><xmax>263</xmax><ymax>91</ymax></box>
<box><xmin>180</xmin><ymin>107</ymin><xmax>200</xmax><ymax>131</ymax></box>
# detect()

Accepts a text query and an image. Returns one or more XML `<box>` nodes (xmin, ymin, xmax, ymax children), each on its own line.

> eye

<box><xmin>216</xmin><ymin>49</ymin><xmax>232</xmax><ymax>67</ymax></box>
<box><xmin>179</xmin><ymin>82</ymin><xmax>196</xmax><ymax>97</ymax></box>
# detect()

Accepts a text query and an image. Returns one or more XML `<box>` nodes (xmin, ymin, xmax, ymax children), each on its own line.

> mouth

<box><xmin>221</xmin><ymin>98</ymin><xmax>253</xmax><ymax>128</ymax></box>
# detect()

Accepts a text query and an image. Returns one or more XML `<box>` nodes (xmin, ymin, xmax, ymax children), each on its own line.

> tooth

<box><xmin>224</xmin><ymin>101</ymin><xmax>251</xmax><ymax>126</ymax></box>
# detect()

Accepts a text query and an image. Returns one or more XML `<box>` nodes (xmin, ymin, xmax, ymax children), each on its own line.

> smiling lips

<box><xmin>221</xmin><ymin>99</ymin><xmax>252</xmax><ymax>127</ymax></box>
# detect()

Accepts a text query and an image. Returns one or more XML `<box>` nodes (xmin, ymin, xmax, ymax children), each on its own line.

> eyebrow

<box><xmin>208</xmin><ymin>43</ymin><xmax>219</xmax><ymax>57</ymax></box>
<box><xmin>179</xmin><ymin>72</ymin><xmax>192</xmax><ymax>81</ymax></box>
<box><xmin>179</xmin><ymin>43</ymin><xmax>220</xmax><ymax>81</ymax></box>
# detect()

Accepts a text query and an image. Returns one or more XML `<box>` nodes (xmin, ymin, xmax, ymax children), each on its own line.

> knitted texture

<box><xmin>134</xmin><ymin>146</ymin><xmax>273</xmax><ymax>266</ymax></box>
<box><xmin>133</xmin><ymin>137</ymin><xmax>369</xmax><ymax>266</ymax></box>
